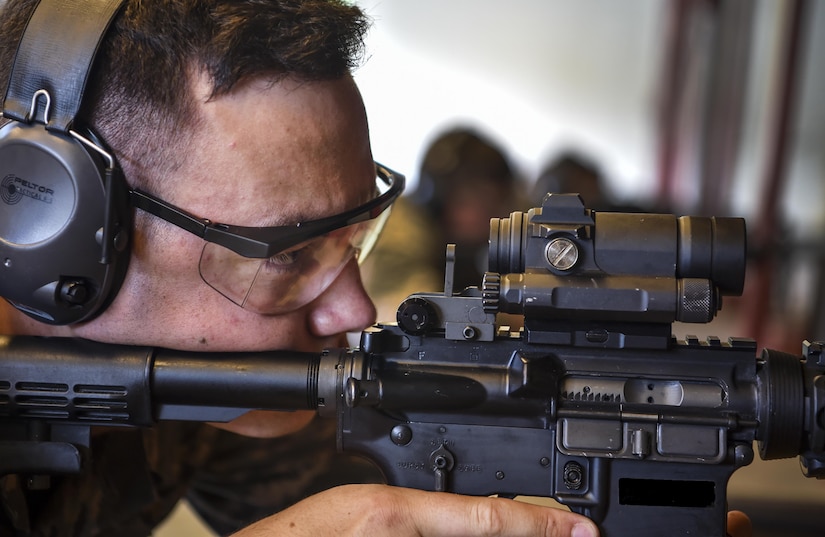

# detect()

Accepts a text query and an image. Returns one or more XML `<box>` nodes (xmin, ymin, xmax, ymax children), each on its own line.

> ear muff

<box><xmin>0</xmin><ymin>0</ymin><xmax>130</xmax><ymax>325</ymax></box>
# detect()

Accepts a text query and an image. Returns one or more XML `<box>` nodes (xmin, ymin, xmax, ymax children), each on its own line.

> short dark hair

<box><xmin>0</xmin><ymin>0</ymin><xmax>370</xmax><ymax>189</ymax></box>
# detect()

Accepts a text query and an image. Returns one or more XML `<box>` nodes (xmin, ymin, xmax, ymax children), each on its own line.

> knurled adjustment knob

<box><xmin>396</xmin><ymin>297</ymin><xmax>437</xmax><ymax>335</ymax></box>
<box><xmin>481</xmin><ymin>272</ymin><xmax>500</xmax><ymax>314</ymax></box>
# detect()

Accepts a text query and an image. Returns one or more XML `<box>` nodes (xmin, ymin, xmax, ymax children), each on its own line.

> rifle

<box><xmin>1</xmin><ymin>194</ymin><xmax>823</xmax><ymax>536</ymax></box>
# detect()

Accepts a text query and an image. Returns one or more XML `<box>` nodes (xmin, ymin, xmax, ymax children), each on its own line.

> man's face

<box><xmin>70</xmin><ymin>75</ymin><xmax>379</xmax><ymax>355</ymax></box>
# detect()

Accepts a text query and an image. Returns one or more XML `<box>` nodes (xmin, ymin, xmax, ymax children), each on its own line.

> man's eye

<box><xmin>265</xmin><ymin>248</ymin><xmax>303</xmax><ymax>269</ymax></box>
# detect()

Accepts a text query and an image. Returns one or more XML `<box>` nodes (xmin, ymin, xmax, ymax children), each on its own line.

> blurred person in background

<box><xmin>413</xmin><ymin>127</ymin><xmax>529</xmax><ymax>290</ymax></box>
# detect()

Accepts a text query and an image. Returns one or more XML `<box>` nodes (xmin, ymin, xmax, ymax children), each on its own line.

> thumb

<box><xmin>726</xmin><ymin>510</ymin><xmax>752</xmax><ymax>537</ymax></box>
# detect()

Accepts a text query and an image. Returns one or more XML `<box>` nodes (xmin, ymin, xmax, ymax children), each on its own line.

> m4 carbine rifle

<box><xmin>1</xmin><ymin>194</ymin><xmax>823</xmax><ymax>536</ymax></box>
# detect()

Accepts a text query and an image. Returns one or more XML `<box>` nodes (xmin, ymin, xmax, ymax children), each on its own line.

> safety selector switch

<box><xmin>429</xmin><ymin>444</ymin><xmax>455</xmax><ymax>492</ymax></box>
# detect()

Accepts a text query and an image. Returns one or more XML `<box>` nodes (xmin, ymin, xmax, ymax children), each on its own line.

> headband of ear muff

<box><xmin>0</xmin><ymin>0</ymin><xmax>130</xmax><ymax>325</ymax></box>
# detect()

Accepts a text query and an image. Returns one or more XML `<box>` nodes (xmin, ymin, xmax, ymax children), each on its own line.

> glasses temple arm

<box><xmin>130</xmin><ymin>190</ymin><xmax>210</xmax><ymax>238</ymax></box>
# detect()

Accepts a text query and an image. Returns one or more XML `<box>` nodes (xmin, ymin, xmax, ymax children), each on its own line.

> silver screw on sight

<box><xmin>545</xmin><ymin>237</ymin><xmax>579</xmax><ymax>271</ymax></box>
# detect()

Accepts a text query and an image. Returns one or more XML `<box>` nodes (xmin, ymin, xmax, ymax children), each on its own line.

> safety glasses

<box><xmin>130</xmin><ymin>163</ymin><xmax>404</xmax><ymax>313</ymax></box>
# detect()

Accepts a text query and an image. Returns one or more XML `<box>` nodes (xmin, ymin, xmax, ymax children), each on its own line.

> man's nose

<box><xmin>307</xmin><ymin>257</ymin><xmax>377</xmax><ymax>337</ymax></box>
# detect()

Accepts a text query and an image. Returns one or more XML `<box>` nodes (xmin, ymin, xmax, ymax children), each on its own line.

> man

<box><xmin>0</xmin><ymin>1</ymin><xmax>750</xmax><ymax>536</ymax></box>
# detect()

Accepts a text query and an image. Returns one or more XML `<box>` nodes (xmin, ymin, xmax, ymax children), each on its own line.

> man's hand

<box><xmin>233</xmin><ymin>484</ymin><xmax>599</xmax><ymax>537</ymax></box>
<box><xmin>233</xmin><ymin>484</ymin><xmax>753</xmax><ymax>537</ymax></box>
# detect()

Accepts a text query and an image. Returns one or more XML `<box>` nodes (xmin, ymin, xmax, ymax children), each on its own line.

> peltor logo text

<box><xmin>1</xmin><ymin>174</ymin><xmax>54</xmax><ymax>205</ymax></box>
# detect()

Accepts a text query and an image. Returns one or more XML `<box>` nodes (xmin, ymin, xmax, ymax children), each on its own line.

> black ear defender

<box><xmin>0</xmin><ymin>0</ymin><xmax>130</xmax><ymax>325</ymax></box>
